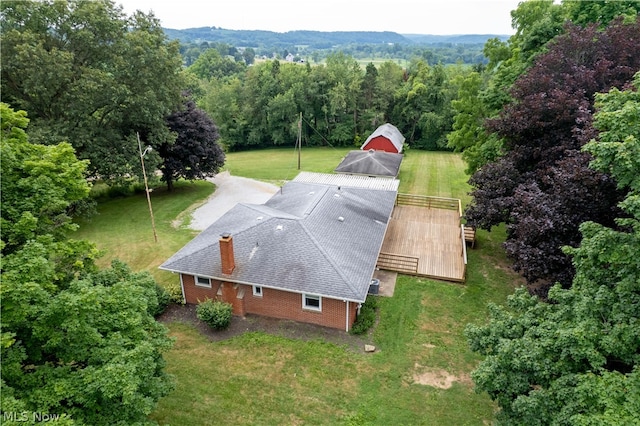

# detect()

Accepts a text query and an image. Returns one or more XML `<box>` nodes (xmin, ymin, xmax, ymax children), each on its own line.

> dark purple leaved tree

<box><xmin>465</xmin><ymin>18</ymin><xmax>640</xmax><ymax>296</ymax></box>
<box><xmin>161</xmin><ymin>95</ymin><xmax>226</xmax><ymax>191</ymax></box>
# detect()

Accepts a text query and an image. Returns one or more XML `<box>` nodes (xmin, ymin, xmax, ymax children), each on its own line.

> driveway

<box><xmin>189</xmin><ymin>171</ymin><xmax>279</xmax><ymax>230</ymax></box>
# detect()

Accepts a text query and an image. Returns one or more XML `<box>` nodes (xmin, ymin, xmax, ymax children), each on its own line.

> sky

<box><xmin>116</xmin><ymin>0</ymin><xmax>522</xmax><ymax>35</ymax></box>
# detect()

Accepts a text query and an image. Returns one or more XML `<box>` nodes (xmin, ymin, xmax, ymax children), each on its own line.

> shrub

<box><xmin>196</xmin><ymin>299</ymin><xmax>233</xmax><ymax>330</ymax></box>
<box><xmin>106</xmin><ymin>184</ymin><xmax>134</xmax><ymax>198</ymax></box>
<box><xmin>165</xmin><ymin>281</ymin><xmax>185</xmax><ymax>304</ymax></box>
<box><xmin>150</xmin><ymin>283</ymin><xmax>171</xmax><ymax>317</ymax></box>
<box><xmin>351</xmin><ymin>296</ymin><xmax>378</xmax><ymax>335</ymax></box>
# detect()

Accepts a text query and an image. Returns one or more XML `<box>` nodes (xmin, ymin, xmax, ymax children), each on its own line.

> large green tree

<box><xmin>466</xmin><ymin>73</ymin><xmax>640</xmax><ymax>426</ymax></box>
<box><xmin>1</xmin><ymin>104</ymin><xmax>174</xmax><ymax>425</ymax></box>
<box><xmin>0</xmin><ymin>0</ymin><xmax>184</xmax><ymax>179</ymax></box>
<box><xmin>0</xmin><ymin>103</ymin><xmax>89</xmax><ymax>254</ymax></box>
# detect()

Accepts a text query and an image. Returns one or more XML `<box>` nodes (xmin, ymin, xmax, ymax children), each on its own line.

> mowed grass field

<box><xmin>75</xmin><ymin>148</ymin><xmax>521</xmax><ymax>425</ymax></box>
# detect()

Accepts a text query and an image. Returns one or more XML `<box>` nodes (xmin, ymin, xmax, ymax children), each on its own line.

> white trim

<box><xmin>302</xmin><ymin>294</ymin><xmax>322</xmax><ymax>312</ymax></box>
<box><xmin>179</xmin><ymin>273</ymin><xmax>186</xmax><ymax>304</ymax></box>
<box><xmin>252</xmin><ymin>285</ymin><xmax>263</xmax><ymax>297</ymax></box>
<box><xmin>195</xmin><ymin>276</ymin><xmax>211</xmax><ymax>288</ymax></box>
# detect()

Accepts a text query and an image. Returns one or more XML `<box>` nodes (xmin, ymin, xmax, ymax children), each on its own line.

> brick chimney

<box><xmin>219</xmin><ymin>233</ymin><xmax>235</xmax><ymax>275</ymax></box>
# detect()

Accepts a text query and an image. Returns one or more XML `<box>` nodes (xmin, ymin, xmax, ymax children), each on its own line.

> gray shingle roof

<box><xmin>334</xmin><ymin>150</ymin><xmax>404</xmax><ymax>177</ymax></box>
<box><xmin>160</xmin><ymin>173</ymin><xmax>397</xmax><ymax>303</ymax></box>
<box><xmin>360</xmin><ymin>123</ymin><xmax>405</xmax><ymax>153</ymax></box>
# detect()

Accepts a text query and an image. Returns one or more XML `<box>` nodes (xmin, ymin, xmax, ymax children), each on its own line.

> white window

<box><xmin>303</xmin><ymin>294</ymin><xmax>322</xmax><ymax>311</ymax></box>
<box><xmin>195</xmin><ymin>276</ymin><xmax>211</xmax><ymax>288</ymax></box>
<box><xmin>253</xmin><ymin>286</ymin><xmax>263</xmax><ymax>297</ymax></box>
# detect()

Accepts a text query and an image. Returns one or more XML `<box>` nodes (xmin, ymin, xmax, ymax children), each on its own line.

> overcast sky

<box><xmin>117</xmin><ymin>0</ymin><xmax>521</xmax><ymax>35</ymax></box>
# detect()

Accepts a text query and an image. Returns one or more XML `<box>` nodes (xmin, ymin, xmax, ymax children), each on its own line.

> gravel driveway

<box><xmin>189</xmin><ymin>171</ymin><xmax>279</xmax><ymax>230</ymax></box>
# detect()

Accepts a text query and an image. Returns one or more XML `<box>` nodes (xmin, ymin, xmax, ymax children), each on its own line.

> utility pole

<box><xmin>297</xmin><ymin>112</ymin><xmax>302</xmax><ymax>170</ymax></box>
<box><xmin>137</xmin><ymin>132</ymin><xmax>158</xmax><ymax>243</ymax></box>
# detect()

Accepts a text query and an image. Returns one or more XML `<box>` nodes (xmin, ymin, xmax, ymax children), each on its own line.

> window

<box><xmin>195</xmin><ymin>276</ymin><xmax>211</xmax><ymax>288</ymax></box>
<box><xmin>303</xmin><ymin>294</ymin><xmax>322</xmax><ymax>311</ymax></box>
<box><xmin>253</xmin><ymin>286</ymin><xmax>262</xmax><ymax>297</ymax></box>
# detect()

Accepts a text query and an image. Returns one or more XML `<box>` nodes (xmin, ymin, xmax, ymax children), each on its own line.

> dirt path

<box><xmin>189</xmin><ymin>171</ymin><xmax>279</xmax><ymax>230</ymax></box>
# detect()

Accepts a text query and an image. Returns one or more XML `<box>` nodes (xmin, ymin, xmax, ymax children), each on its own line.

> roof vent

<box><xmin>256</xmin><ymin>216</ymin><xmax>263</xmax><ymax>220</ymax></box>
<box><xmin>276</xmin><ymin>225</ymin><xmax>284</xmax><ymax>231</ymax></box>
<box><xmin>334</xmin><ymin>193</ymin><xmax>340</xmax><ymax>198</ymax></box>
<box><xmin>338</xmin><ymin>216</ymin><xmax>345</xmax><ymax>222</ymax></box>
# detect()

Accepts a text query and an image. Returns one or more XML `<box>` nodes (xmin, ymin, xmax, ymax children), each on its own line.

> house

<box><xmin>360</xmin><ymin>123</ymin><xmax>405</xmax><ymax>153</ymax></box>
<box><xmin>334</xmin><ymin>149</ymin><xmax>403</xmax><ymax>178</ymax></box>
<box><xmin>160</xmin><ymin>172</ymin><xmax>399</xmax><ymax>331</ymax></box>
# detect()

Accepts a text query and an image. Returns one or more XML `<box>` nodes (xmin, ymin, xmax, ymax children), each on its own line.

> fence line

<box><xmin>396</xmin><ymin>193</ymin><xmax>462</xmax><ymax>215</ymax></box>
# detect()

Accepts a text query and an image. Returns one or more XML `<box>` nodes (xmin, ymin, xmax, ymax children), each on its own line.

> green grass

<box><xmin>76</xmin><ymin>149</ymin><xmax>520</xmax><ymax>425</ymax></box>
<box><xmin>222</xmin><ymin>146</ymin><xmax>353</xmax><ymax>184</ymax></box>
<box><xmin>74</xmin><ymin>180</ymin><xmax>215</xmax><ymax>287</ymax></box>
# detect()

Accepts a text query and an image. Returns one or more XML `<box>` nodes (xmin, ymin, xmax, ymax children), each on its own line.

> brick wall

<box><xmin>181</xmin><ymin>274</ymin><xmax>358</xmax><ymax>331</ymax></box>
<box><xmin>182</xmin><ymin>274</ymin><xmax>221</xmax><ymax>303</ymax></box>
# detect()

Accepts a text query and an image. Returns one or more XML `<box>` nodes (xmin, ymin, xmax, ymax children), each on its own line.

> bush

<box><xmin>150</xmin><ymin>283</ymin><xmax>171</xmax><ymax>317</ymax></box>
<box><xmin>106</xmin><ymin>184</ymin><xmax>134</xmax><ymax>198</ymax></box>
<box><xmin>166</xmin><ymin>281</ymin><xmax>185</xmax><ymax>304</ymax></box>
<box><xmin>196</xmin><ymin>299</ymin><xmax>233</xmax><ymax>330</ymax></box>
<box><xmin>351</xmin><ymin>296</ymin><xmax>378</xmax><ymax>335</ymax></box>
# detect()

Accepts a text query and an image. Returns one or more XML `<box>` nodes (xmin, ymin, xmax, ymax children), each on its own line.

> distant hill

<box><xmin>162</xmin><ymin>27</ymin><xmax>509</xmax><ymax>48</ymax></box>
<box><xmin>402</xmin><ymin>34</ymin><xmax>510</xmax><ymax>44</ymax></box>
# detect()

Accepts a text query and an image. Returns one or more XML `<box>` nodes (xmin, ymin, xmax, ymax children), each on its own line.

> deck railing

<box><xmin>396</xmin><ymin>193</ymin><xmax>462</xmax><ymax>216</ymax></box>
<box><xmin>460</xmin><ymin>224</ymin><xmax>468</xmax><ymax>265</ymax></box>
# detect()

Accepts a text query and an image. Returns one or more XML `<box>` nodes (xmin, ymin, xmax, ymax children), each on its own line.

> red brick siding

<box><xmin>362</xmin><ymin>136</ymin><xmax>398</xmax><ymax>153</ymax></box>
<box><xmin>243</xmin><ymin>286</ymin><xmax>357</xmax><ymax>330</ymax></box>
<box><xmin>181</xmin><ymin>274</ymin><xmax>358</xmax><ymax>330</ymax></box>
<box><xmin>182</xmin><ymin>274</ymin><xmax>221</xmax><ymax>303</ymax></box>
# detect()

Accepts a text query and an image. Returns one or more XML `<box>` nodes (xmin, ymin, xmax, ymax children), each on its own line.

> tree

<box><xmin>160</xmin><ymin>95</ymin><xmax>225</xmax><ymax>191</ymax></box>
<box><xmin>242</xmin><ymin>47</ymin><xmax>256</xmax><ymax>65</ymax></box>
<box><xmin>186</xmin><ymin>48</ymin><xmax>246</xmax><ymax>80</ymax></box>
<box><xmin>1</xmin><ymin>259</ymin><xmax>174</xmax><ymax>425</ymax></box>
<box><xmin>392</xmin><ymin>60</ymin><xmax>453</xmax><ymax>150</ymax></box>
<box><xmin>466</xmin><ymin>74</ymin><xmax>640</xmax><ymax>425</ymax></box>
<box><xmin>1</xmin><ymin>104</ymin><xmax>174</xmax><ymax>424</ymax></box>
<box><xmin>0</xmin><ymin>103</ymin><xmax>89</xmax><ymax>254</ymax></box>
<box><xmin>465</xmin><ymin>19</ymin><xmax>640</xmax><ymax>293</ymax></box>
<box><xmin>447</xmin><ymin>71</ymin><xmax>505</xmax><ymax>173</ymax></box>
<box><xmin>1</xmin><ymin>0</ymin><xmax>184</xmax><ymax>180</ymax></box>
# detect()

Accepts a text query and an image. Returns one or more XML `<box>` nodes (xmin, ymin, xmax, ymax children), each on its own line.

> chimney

<box><xmin>219</xmin><ymin>233</ymin><xmax>235</xmax><ymax>275</ymax></box>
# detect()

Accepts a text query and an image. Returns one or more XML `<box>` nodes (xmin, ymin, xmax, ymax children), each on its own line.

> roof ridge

<box><xmin>370</xmin><ymin>155</ymin><xmax>396</xmax><ymax>175</ymax></box>
<box><xmin>298</xmin><ymin>221</ymin><xmax>362</xmax><ymax>300</ymax></box>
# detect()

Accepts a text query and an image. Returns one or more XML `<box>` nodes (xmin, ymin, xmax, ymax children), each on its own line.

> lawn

<box><xmin>75</xmin><ymin>149</ymin><xmax>520</xmax><ymax>425</ymax></box>
<box><xmin>221</xmin><ymin>146</ymin><xmax>353</xmax><ymax>184</ymax></box>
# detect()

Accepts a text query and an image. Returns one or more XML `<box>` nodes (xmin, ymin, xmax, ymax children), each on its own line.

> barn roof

<box><xmin>160</xmin><ymin>173</ymin><xmax>398</xmax><ymax>303</ymax></box>
<box><xmin>334</xmin><ymin>150</ymin><xmax>403</xmax><ymax>178</ymax></box>
<box><xmin>360</xmin><ymin>123</ymin><xmax>405</xmax><ymax>153</ymax></box>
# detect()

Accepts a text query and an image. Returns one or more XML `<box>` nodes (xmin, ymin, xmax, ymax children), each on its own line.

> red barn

<box><xmin>360</xmin><ymin>123</ymin><xmax>405</xmax><ymax>153</ymax></box>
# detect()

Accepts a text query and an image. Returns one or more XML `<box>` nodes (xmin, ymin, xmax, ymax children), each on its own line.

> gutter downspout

<box><xmin>345</xmin><ymin>300</ymin><xmax>349</xmax><ymax>332</ymax></box>
<box><xmin>179</xmin><ymin>274</ymin><xmax>186</xmax><ymax>305</ymax></box>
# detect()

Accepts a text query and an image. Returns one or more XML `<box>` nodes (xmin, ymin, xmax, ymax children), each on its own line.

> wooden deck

<box><xmin>378</xmin><ymin>204</ymin><xmax>466</xmax><ymax>282</ymax></box>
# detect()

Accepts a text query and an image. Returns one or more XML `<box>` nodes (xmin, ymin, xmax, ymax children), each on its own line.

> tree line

<box><xmin>189</xmin><ymin>50</ymin><xmax>461</xmax><ymax>151</ymax></box>
<box><xmin>177</xmin><ymin>38</ymin><xmax>491</xmax><ymax>67</ymax></box>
